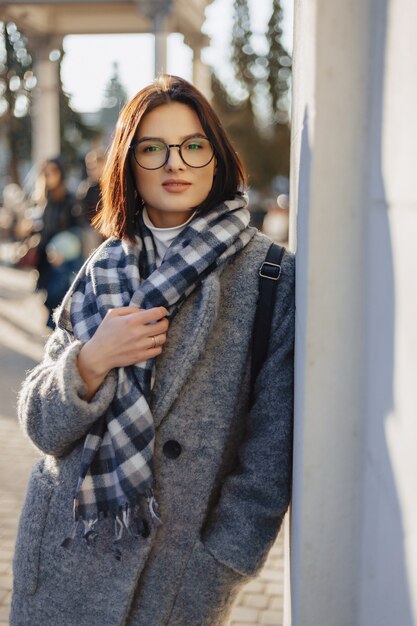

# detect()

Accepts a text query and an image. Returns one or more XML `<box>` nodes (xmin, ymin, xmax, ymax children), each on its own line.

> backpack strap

<box><xmin>249</xmin><ymin>242</ymin><xmax>286</xmax><ymax>407</ymax></box>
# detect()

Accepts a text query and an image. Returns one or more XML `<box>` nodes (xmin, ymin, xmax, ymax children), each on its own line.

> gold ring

<box><xmin>151</xmin><ymin>336</ymin><xmax>157</xmax><ymax>348</ymax></box>
<box><xmin>154</xmin><ymin>335</ymin><xmax>161</xmax><ymax>346</ymax></box>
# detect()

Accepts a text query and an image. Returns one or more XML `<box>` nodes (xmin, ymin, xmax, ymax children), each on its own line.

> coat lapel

<box><xmin>150</xmin><ymin>271</ymin><xmax>221</xmax><ymax>428</ymax></box>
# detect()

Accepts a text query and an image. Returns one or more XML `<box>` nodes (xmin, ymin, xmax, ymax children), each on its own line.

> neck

<box><xmin>50</xmin><ymin>185</ymin><xmax>66</xmax><ymax>202</ymax></box>
<box><xmin>145</xmin><ymin>206</ymin><xmax>194</xmax><ymax>229</ymax></box>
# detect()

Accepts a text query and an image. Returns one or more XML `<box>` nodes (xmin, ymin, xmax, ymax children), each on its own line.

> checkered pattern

<box><xmin>57</xmin><ymin>196</ymin><xmax>255</xmax><ymax>538</ymax></box>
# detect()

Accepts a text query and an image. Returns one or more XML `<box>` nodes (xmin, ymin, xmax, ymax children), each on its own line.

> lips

<box><xmin>162</xmin><ymin>179</ymin><xmax>192</xmax><ymax>193</ymax></box>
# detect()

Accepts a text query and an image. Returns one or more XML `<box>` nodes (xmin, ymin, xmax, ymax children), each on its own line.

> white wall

<box><xmin>289</xmin><ymin>0</ymin><xmax>417</xmax><ymax>624</ymax></box>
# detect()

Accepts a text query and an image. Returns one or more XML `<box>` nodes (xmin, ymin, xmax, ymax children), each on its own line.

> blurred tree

<box><xmin>266</xmin><ymin>0</ymin><xmax>292</xmax><ymax>122</ymax></box>
<box><xmin>212</xmin><ymin>0</ymin><xmax>291</xmax><ymax>191</ymax></box>
<box><xmin>0</xmin><ymin>24</ymin><xmax>99</xmax><ymax>184</ymax></box>
<box><xmin>0</xmin><ymin>21</ymin><xmax>35</xmax><ymax>185</ymax></box>
<box><xmin>211</xmin><ymin>73</ymin><xmax>289</xmax><ymax>190</ymax></box>
<box><xmin>100</xmin><ymin>62</ymin><xmax>128</xmax><ymax>133</ymax></box>
<box><xmin>231</xmin><ymin>0</ymin><xmax>257</xmax><ymax>100</ymax></box>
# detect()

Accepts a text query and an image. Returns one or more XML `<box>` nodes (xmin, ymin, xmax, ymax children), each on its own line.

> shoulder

<box><xmin>250</xmin><ymin>233</ymin><xmax>295</xmax><ymax>323</ymax></box>
<box><xmin>250</xmin><ymin>231</ymin><xmax>294</xmax><ymax>279</ymax></box>
<box><xmin>224</xmin><ymin>229</ymin><xmax>295</xmax><ymax>297</ymax></box>
<box><xmin>244</xmin><ymin>234</ymin><xmax>295</xmax><ymax>353</ymax></box>
<box><xmin>217</xmin><ymin>230</ymin><xmax>294</xmax><ymax>335</ymax></box>
<box><xmin>230</xmin><ymin>229</ymin><xmax>293</xmax><ymax>267</ymax></box>
<box><xmin>83</xmin><ymin>236</ymin><xmax>132</xmax><ymax>271</ymax></box>
<box><xmin>88</xmin><ymin>236</ymin><xmax>122</xmax><ymax>259</ymax></box>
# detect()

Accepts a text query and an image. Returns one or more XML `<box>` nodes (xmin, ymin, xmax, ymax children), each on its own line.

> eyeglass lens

<box><xmin>134</xmin><ymin>136</ymin><xmax>214</xmax><ymax>169</ymax></box>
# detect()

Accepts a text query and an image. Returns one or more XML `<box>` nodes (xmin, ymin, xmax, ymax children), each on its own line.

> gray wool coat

<box><xmin>11</xmin><ymin>231</ymin><xmax>295</xmax><ymax>626</ymax></box>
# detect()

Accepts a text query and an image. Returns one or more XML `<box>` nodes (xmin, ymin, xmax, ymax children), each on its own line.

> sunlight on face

<box><xmin>131</xmin><ymin>102</ymin><xmax>216</xmax><ymax>228</ymax></box>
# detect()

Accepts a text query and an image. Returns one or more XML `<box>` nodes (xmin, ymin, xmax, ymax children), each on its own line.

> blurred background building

<box><xmin>0</xmin><ymin>0</ymin><xmax>293</xmax><ymax>269</ymax></box>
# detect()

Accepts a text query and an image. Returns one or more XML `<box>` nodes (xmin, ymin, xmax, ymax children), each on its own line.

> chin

<box><xmin>160</xmin><ymin>199</ymin><xmax>198</xmax><ymax>212</ymax></box>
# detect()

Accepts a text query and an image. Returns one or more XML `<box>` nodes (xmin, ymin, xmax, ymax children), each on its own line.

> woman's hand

<box><xmin>77</xmin><ymin>306</ymin><xmax>169</xmax><ymax>400</ymax></box>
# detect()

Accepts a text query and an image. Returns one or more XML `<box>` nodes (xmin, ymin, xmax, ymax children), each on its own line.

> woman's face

<box><xmin>130</xmin><ymin>102</ymin><xmax>216</xmax><ymax>228</ymax></box>
<box><xmin>43</xmin><ymin>162</ymin><xmax>62</xmax><ymax>192</ymax></box>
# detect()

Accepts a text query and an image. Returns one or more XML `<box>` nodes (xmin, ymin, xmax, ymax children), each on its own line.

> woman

<box><xmin>74</xmin><ymin>148</ymin><xmax>106</xmax><ymax>257</ymax></box>
<box><xmin>11</xmin><ymin>75</ymin><xmax>295</xmax><ymax>626</ymax></box>
<box><xmin>35</xmin><ymin>158</ymin><xmax>83</xmax><ymax>329</ymax></box>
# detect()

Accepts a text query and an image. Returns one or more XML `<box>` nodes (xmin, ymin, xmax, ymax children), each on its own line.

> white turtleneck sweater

<box><xmin>142</xmin><ymin>207</ymin><xmax>196</xmax><ymax>267</ymax></box>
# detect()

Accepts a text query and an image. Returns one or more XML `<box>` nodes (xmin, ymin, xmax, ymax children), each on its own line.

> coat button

<box><xmin>163</xmin><ymin>440</ymin><xmax>182</xmax><ymax>459</ymax></box>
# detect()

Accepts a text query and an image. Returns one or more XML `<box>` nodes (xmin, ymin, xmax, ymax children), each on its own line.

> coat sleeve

<box><xmin>203</xmin><ymin>251</ymin><xmax>295</xmax><ymax>577</ymax></box>
<box><xmin>17</xmin><ymin>328</ymin><xmax>117</xmax><ymax>458</ymax></box>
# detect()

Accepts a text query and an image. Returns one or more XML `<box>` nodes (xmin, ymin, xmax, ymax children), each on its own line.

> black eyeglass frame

<box><xmin>129</xmin><ymin>135</ymin><xmax>216</xmax><ymax>170</ymax></box>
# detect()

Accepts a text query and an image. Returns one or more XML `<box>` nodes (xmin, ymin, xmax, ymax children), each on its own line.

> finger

<box><xmin>146</xmin><ymin>334</ymin><xmax>167</xmax><ymax>349</ymax></box>
<box><xmin>133</xmin><ymin>307</ymin><xmax>169</xmax><ymax>325</ymax></box>
<box><xmin>106</xmin><ymin>306</ymin><xmax>141</xmax><ymax>318</ymax></box>
<box><xmin>133</xmin><ymin>346</ymin><xmax>163</xmax><ymax>365</ymax></box>
<box><xmin>142</xmin><ymin>318</ymin><xmax>169</xmax><ymax>337</ymax></box>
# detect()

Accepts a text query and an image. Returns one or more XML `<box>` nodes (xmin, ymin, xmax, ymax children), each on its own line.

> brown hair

<box><xmin>93</xmin><ymin>74</ymin><xmax>247</xmax><ymax>241</ymax></box>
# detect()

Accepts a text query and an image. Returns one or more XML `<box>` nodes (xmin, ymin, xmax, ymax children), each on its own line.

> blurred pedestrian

<box><xmin>76</xmin><ymin>148</ymin><xmax>106</xmax><ymax>221</ymax></box>
<box><xmin>75</xmin><ymin>149</ymin><xmax>106</xmax><ymax>257</ymax></box>
<box><xmin>35</xmin><ymin>158</ymin><xmax>83</xmax><ymax>329</ymax></box>
<box><xmin>11</xmin><ymin>76</ymin><xmax>295</xmax><ymax>626</ymax></box>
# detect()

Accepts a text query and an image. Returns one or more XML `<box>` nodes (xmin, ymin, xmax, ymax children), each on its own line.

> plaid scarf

<box><xmin>56</xmin><ymin>195</ymin><xmax>255</xmax><ymax>554</ymax></box>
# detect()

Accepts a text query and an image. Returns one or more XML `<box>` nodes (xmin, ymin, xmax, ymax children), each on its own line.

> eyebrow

<box><xmin>136</xmin><ymin>132</ymin><xmax>207</xmax><ymax>143</ymax></box>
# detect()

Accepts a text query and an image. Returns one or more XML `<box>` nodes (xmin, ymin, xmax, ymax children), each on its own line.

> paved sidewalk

<box><xmin>0</xmin><ymin>265</ymin><xmax>286</xmax><ymax>625</ymax></box>
<box><xmin>0</xmin><ymin>417</ymin><xmax>40</xmax><ymax>624</ymax></box>
<box><xmin>231</xmin><ymin>535</ymin><xmax>285</xmax><ymax>625</ymax></box>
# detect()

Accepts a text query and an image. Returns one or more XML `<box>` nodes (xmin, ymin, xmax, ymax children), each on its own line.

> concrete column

<box><xmin>289</xmin><ymin>0</ymin><xmax>417</xmax><ymax>624</ymax></box>
<box><xmin>135</xmin><ymin>0</ymin><xmax>170</xmax><ymax>76</ymax></box>
<box><xmin>32</xmin><ymin>37</ymin><xmax>61</xmax><ymax>165</ymax></box>
<box><xmin>154</xmin><ymin>12</ymin><xmax>168</xmax><ymax>75</ymax></box>
<box><xmin>192</xmin><ymin>46</ymin><xmax>212</xmax><ymax>101</ymax></box>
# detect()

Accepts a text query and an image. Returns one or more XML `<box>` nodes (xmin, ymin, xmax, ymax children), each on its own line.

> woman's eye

<box><xmin>143</xmin><ymin>144</ymin><xmax>163</xmax><ymax>153</ymax></box>
<box><xmin>186</xmin><ymin>142</ymin><xmax>202</xmax><ymax>150</ymax></box>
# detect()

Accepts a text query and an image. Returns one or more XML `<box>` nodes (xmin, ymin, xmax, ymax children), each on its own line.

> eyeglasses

<box><xmin>130</xmin><ymin>135</ymin><xmax>215</xmax><ymax>170</ymax></box>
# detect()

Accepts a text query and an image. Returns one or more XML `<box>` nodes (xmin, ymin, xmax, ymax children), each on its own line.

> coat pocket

<box><xmin>12</xmin><ymin>461</ymin><xmax>54</xmax><ymax>595</ymax></box>
<box><xmin>167</xmin><ymin>538</ymin><xmax>249</xmax><ymax>626</ymax></box>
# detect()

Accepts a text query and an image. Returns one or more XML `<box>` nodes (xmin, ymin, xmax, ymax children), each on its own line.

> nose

<box><xmin>165</xmin><ymin>146</ymin><xmax>186</xmax><ymax>171</ymax></box>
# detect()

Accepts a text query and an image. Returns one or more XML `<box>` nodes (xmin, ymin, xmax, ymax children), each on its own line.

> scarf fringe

<box><xmin>61</xmin><ymin>489</ymin><xmax>161</xmax><ymax>559</ymax></box>
<box><xmin>146</xmin><ymin>490</ymin><xmax>162</xmax><ymax>527</ymax></box>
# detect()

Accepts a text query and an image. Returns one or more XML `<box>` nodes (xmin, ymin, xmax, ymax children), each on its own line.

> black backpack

<box><xmin>250</xmin><ymin>242</ymin><xmax>286</xmax><ymax>407</ymax></box>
